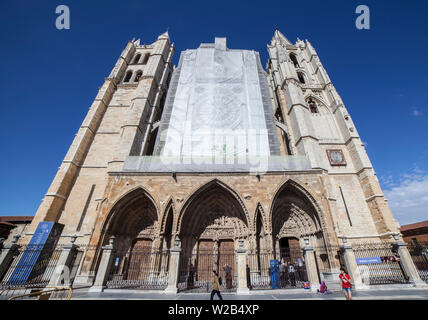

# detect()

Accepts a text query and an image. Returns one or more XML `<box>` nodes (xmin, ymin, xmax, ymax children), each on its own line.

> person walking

<box><xmin>339</xmin><ymin>268</ymin><xmax>352</xmax><ymax>300</ymax></box>
<box><xmin>210</xmin><ymin>270</ymin><xmax>223</xmax><ymax>300</ymax></box>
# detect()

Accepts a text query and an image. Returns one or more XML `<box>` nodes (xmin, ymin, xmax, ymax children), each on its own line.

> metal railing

<box><xmin>0</xmin><ymin>245</ymin><xmax>62</xmax><ymax>289</ymax></box>
<box><xmin>178</xmin><ymin>250</ymin><xmax>236</xmax><ymax>293</ymax></box>
<box><xmin>353</xmin><ymin>242</ymin><xmax>409</xmax><ymax>285</ymax></box>
<box><xmin>246</xmin><ymin>248</ymin><xmax>309</xmax><ymax>290</ymax></box>
<box><xmin>106</xmin><ymin>249</ymin><xmax>169</xmax><ymax>290</ymax></box>
<box><xmin>408</xmin><ymin>242</ymin><xmax>428</xmax><ymax>283</ymax></box>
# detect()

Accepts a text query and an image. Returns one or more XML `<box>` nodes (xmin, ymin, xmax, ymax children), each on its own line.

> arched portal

<box><xmin>269</xmin><ymin>180</ymin><xmax>330</xmax><ymax>286</ymax></box>
<box><xmin>98</xmin><ymin>188</ymin><xmax>170</xmax><ymax>289</ymax></box>
<box><xmin>177</xmin><ymin>181</ymin><xmax>249</xmax><ymax>292</ymax></box>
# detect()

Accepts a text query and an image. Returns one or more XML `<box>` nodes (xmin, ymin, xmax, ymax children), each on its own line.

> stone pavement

<box><xmin>70</xmin><ymin>286</ymin><xmax>428</xmax><ymax>300</ymax></box>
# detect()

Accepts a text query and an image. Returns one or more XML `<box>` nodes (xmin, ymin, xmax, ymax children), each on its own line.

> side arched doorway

<box><xmin>177</xmin><ymin>181</ymin><xmax>249</xmax><ymax>292</ymax></box>
<box><xmin>249</xmin><ymin>181</ymin><xmax>333</xmax><ymax>290</ymax></box>
<box><xmin>98</xmin><ymin>188</ymin><xmax>171</xmax><ymax>290</ymax></box>
<box><xmin>270</xmin><ymin>181</ymin><xmax>331</xmax><ymax>288</ymax></box>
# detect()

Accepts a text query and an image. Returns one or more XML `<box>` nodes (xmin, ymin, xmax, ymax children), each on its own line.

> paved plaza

<box><xmin>69</xmin><ymin>286</ymin><xmax>428</xmax><ymax>300</ymax></box>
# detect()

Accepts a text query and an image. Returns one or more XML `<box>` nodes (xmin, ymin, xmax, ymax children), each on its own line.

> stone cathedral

<box><xmin>8</xmin><ymin>30</ymin><xmax>422</xmax><ymax>293</ymax></box>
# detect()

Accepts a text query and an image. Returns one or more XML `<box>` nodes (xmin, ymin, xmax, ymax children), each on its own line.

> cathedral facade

<box><xmin>6</xmin><ymin>31</ymin><xmax>423</xmax><ymax>293</ymax></box>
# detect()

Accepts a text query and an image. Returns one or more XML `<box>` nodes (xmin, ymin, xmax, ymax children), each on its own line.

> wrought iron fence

<box><xmin>0</xmin><ymin>245</ymin><xmax>62</xmax><ymax>289</ymax></box>
<box><xmin>246</xmin><ymin>248</ymin><xmax>309</xmax><ymax>290</ymax></box>
<box><xmin>0</xmin><ymin>244</ymin><xmax>97</xmax><ymax>294</ymax></box>
<box><xmin>106</xmin><ymin>249</ymin><xmax>169</xmax><ymax>290</ymax></box>
<box><xmin>352</xmin><ymin>242</ymin><xmax>409</xmax><ymax>285</ymax></box>
<box><xmin>408</xmin><ymin>242</ymin><xmax>428</xmax><ymax>283</ymax></box>
<box><xmin>178</xmin><ymin>250</ymin><xmax>236</xmax><ymax>293</ymax></box>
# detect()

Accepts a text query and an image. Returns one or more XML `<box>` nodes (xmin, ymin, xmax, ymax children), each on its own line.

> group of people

<box><xmin>279</xmin><ymin>261</ymin><xmax>301</xmax><ymax>287</ymax></box>
<box><xmin>381</xmin><ymin>255</ymin><xmax>401</xmax><ymax>263</ymax></box>
<box><xmin>211</xmin><ymin>267</ymin><xmax>353</xmax><ymax>300</ymax></box>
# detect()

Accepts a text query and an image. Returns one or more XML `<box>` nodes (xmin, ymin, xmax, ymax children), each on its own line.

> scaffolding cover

<box><xmin>124</xmin><ymin>38</ymin><xmax>312</xmax><ymax>173</ymax></box>
<box><xmin>153</xmin><ymin>38</ymin><xmax>280</xmax><ymax>160</ymax></box>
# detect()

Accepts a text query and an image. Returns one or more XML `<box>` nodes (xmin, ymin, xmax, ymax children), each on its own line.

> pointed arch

<box><xmin>176</xmin><ymin>179</ymin><xmax>250</xmax><ymax>235</ymax></box>
<box><xmin>253</xmin><ymin>203</ymin><xmax>267</xmax><ymax>234</ymax></box>
<box><xmin>123</xmin><ymin>70</ymin><xmax>133</xmax><ymax>83</ymax></box>
<box><xmin>304</xmin><ymin>94</ymin><xmax>329</xmax><ymax>112</ymax></box>
<box><xmin>270</xmin><ymin>179</ymin><xmax>324</xmax><ymax>239</ymax></box>
<box><xmin>101</xmin><ymin>186</ymin><xmax>159</xmax><ymax>239</ymax></box>
<box><xmin>133</xmin><ymin>53</ymin><xmax>141</xmax><ymax>64</ymax></box>
<box><xmin>160</xmin><ymin>197</ymin><xmax>175</xmax><ymax>235</ymax></box>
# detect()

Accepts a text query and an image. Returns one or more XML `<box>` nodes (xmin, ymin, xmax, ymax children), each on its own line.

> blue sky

<box><xmin>0</xmin><ymin>0</ymin><xmax>427</xmax><ymax>225</ymax></box>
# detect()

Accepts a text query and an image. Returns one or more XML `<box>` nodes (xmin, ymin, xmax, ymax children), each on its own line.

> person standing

<box><xmin>223</xmin><ymin>264</ymin><xmax>232</xmax><ymax>289</ymax></box>
<box><xmin>339</xmin><ymin>268</ymin><xmax>352</xmax><ymax>300</ymax></box>
<box><xmin>246</xmin><ymin>264</ymin><xmax>252</xmax><ymax>290</ymax></box>
<box><xmin>187</xmin><ymin>264</ymin><xmax>195</xmax><ymax>288</ymax></box>
<box><xmin>288</xmin><ymin>263</ymin><xmax>296</xmax><ymax>287</ymax></box>
<box><xmin>279</xmin><ymin>261</ymin><xmax>285</xmax><ymax>287</ymax></box>
<box><xmin>210</xmin><ymin>270</ymin><xmax>223</xmax><ymax>300</ymax></box>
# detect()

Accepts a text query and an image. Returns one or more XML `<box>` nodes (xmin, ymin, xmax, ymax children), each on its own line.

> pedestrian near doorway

<box><xmin>339</xmin><ymin>268</ymin><xmax>352</xmax><ymax>300</ymax></box>
<box><xmin>223</xmin><ymin>264</ymin><xmax>232</xmax><ymax>289</ymax></box>
<box><xmin>210</xmin><ymin>270</ymin><xmax>223</xmax><ymax>300</ymax></box>
<box><xmin>246</xmin><ymin>264</ymin><xmax>252</xmax><ymax>290</ymax></box>
<box><xmin>288</xmin><ymin>263</ymin><xmax>296</xmax><ymax>287</ymax></box>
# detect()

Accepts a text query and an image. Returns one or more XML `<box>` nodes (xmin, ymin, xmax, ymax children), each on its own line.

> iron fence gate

<box><xmin>178</xmin><ymin>250</ymin><xmax>236</xmax><ymax>292</ymax></box>
<box><xmin>106</xmin><ymin>249</ymin><xmax>169</xmax><ymax>290</ymax></box>
<box><xmin>408</xmin><ymin>242</ymin><xmax>428</xmax><ymax>283</ymax></box>
<box><xmin>353</xmin><ymin>242</ymin><xmax>409</xmax><ymax>285</ymax></box>
<box><xmin>246</xmin><ymin>248</ymin><xmax>308</xmax><ymax>290</ymax></box>
<box><xmin>0</xmin><ymin>245</ymin><xmax>62</xmax><ymax>289</ymax></box>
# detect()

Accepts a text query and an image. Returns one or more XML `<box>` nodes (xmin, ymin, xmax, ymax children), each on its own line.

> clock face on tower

<box><xmin>326</xmin><ymin>149</ymin><xmax>346</xmax><ymax>166</ymax></box>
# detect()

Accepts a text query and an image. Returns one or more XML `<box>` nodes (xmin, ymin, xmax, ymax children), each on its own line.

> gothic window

<box><xmin>297</xmin><ymin>72</ymin><xmax>305</xmax><ymax>84</ymax></box>
<box><xmin>123</xmin><ymin>70</ymin><xmax>133</xmax><ymax>83</ymax></box>
<box><xmin>290</xmin><ymin>53</ymin><xmax>299</xmax><ymax>68</ymax></box>
<box><xmin>308</xmin><ymin>98</ymin><xmax>318</xmax><ymax>114</ymax></box>
<box><xmin>134</xmin><ymin>70</ymin><xmax>142</xmax><ymax>82</ymax></box>
<box><xmin>142</xmin><ymin>53</ymin><xmax>149</xmax><ymax>65</ymax></box>
<box><xmin>133</xmin><ymin>54</ymin><xmax>141</xmax><ymax>64</ymax></box>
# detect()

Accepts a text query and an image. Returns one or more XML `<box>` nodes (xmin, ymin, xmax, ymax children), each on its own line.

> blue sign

<box><xmin>356</xmin><ymin>257</ymin><xmax>382</xmax><ymax>265</ymax></box>
<box><xmin>7</xmin><ymin>222</ymin><xmax>63</xmax><ymax>285</ymax></box>
<box><xmin>270</xmin><ymin>260</ymin><xmax>280</xmax><ymax>289</ymax></box>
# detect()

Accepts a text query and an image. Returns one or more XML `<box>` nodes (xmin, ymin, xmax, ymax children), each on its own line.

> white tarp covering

<box><xmin>159</xmin><ymin>38</ymin><xmax>274</xmax><ymax>158</ymax></box>
<box><xmin>124</xmin><ymin>38</ymin><xmax>312</xmax><ymax>173</ymax></box>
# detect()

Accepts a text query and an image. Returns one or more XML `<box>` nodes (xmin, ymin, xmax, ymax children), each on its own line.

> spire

<box><xmin>273</xmin><ymin>29</ymin><xmax>292</xmax><ymax>45</ymax></box>
<box><xmin>158</xmin><ymin>30</ymin><xmax>170</xmax><ymax>40</ymax></box>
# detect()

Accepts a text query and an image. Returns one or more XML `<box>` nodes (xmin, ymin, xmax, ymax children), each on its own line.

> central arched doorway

<box><xmin>177</xmin><ymin>181</ymin><xmax>249</xmax><ymax>292</ymax></box>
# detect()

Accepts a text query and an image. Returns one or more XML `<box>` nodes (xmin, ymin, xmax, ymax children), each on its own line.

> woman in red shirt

<box><xmin>339</xmin><ymin>268</ymin><xmax>352</xmax><ymax>300</ymax></box>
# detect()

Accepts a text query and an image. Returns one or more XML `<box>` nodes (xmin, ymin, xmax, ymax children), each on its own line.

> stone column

<box><xmin>165</xmin><ymin>248</ymin><xmax>181</xmax><ymax>294</ymax></box>
<box><xmin>393</xmin><ymin>234</ymin><xmax>426</xmax><ymax>287</ymax></box>
<box><xmin>49</xmin><ymin>236</ymin><xmax>78</xmax><ymax>286</ymax></box>
<box><xmin>0</xmin><ymin>236</ymin><xmax>19</xmax><ymax>280</ymax></box>
<box><xmin>340</xmin><ymin>238</ymin><xmax>366</xmax><ymax>290</ymax></box>
<box><xmin>236</xmin><ymin>239</ymin><xmax>250</xmax><ymax>295</ymax></box>
<box><xmin>165</xmin><ymin>237</ymin><xmax>181</xmax><ymax>294</ymax></box>
<box><xmin>89</xmin><ymin>236</ymin><xmax>116</xmax><ymax>292</ymax></box>
<box><xmin>303</xmin><ymin>238</ymin><xmax>320</xmax><ymax>293</ymax></box>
